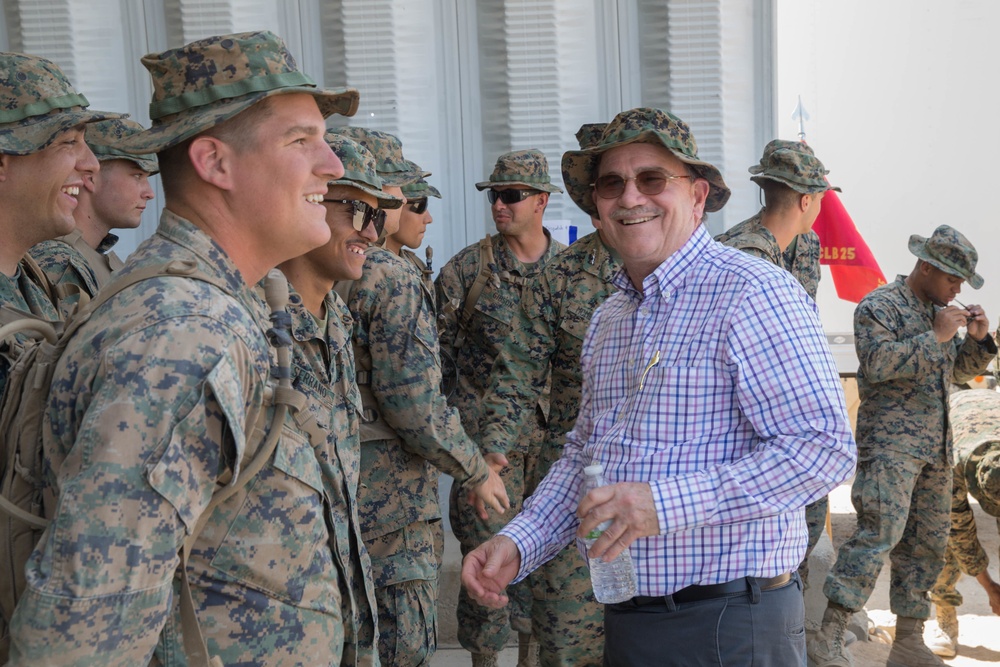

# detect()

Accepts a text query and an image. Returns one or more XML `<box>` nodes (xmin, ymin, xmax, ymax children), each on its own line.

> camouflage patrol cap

<box><xmin>475</xmin><ymin>149</ymin><xmax>563</xmax><ymax>194</ymax></box>
<box><xmin>0</xmin><ymin>52</ymin><xmax>122</xmax><ymax>155</ymax></box>
<box><xmin>562</xmin><ymin>107</ymin><xmax>730</xmax><ymax>217</ymax></box>
<box><xmin>749</xmin><ymin>139</ymin><xmax>840</xmax><ymax>194</ymax></box>
<box><xmin>909</xmin><ymin>224</ymin><xmax>983</xmax><ymax>289</ymax></box>
<box><xmin>401</xmin><ymin>176</ymin><xmax>442</xmax><ymax>200</ymax></box>
<box><xmin>85</xmin><ymin>118</ymin><xmax>159</xmax><ymax>174</ymax></box>
<box><xmin>115</xmin><ymin>31</ymin><xmax>360</xmax><ymax>153</ymax></box>
<box><xmin>324</xmin><ymin>131</ymin><xmax>403</xmax><ymax>210</ymax></box>
<box><xmin>332</xmin><ymin>127</ymin><xmax>426</xmax><ymax>187</ymax></box>
<box><xmin>575</xmin><ymin>123</ymin><xmax>606</xmax><ymax>150</ymax></box>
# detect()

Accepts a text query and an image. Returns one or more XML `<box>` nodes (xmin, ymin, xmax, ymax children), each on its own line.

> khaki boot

<box><xmin>807</xmin><ymin>605</ymin><xmax>855</xmax><ymax>667</ymax></box>
<box><xmin>926</xmin><ymin>604</ymin><xmax>958</xmax><ymax>658</ymax></box>
<box><xmin>472</xmin><ymin>652</ymin><xmax>499</xmax><ymax>667</ymax></box>
<box><xmin>887</xmin><ymin>617</ymin><xmax>946</xmax><ymax>667</ymax></box>
<box><xmin>517</xmin><ymin>632</ymin><xmax>540</xmax><ymax>667</ymax></box>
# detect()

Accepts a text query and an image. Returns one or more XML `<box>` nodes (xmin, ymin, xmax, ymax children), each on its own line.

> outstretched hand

<box><xmin>461</xmin><ymin>535</ymin><xmax>521</xmax><ymax>609</ymax></box>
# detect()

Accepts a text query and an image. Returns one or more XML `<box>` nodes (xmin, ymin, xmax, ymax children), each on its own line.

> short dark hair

<box><xmin>760</xmin><ymin>179</ymin><xmax>802</xmax><ymax>213</ymax></box>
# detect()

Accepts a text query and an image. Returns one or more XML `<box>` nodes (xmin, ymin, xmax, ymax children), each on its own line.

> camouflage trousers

<box><xmin>824</xmin><ymin>450</ymin><xmax>951</xmax><ymax>619</ymax></box>
<box><xmin>930</xmin><ymin>499</ymin><xmax>999</xmax><ymax>608</ymax></box>
<box><xmin>797</xmin><ymin>496</ymin><xmax>829</xmax><ymax>591</ymax></box>
<box><xmin>450</xmin><ymin>448</ymin><xmax>535</xmax><ymax>653</ymax></box>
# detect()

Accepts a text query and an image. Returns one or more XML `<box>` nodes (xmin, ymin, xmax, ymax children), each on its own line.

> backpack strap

<box><xmin>454</xmin><ymin>235</ymin><xmax>495</xmax><ymax>350</ymax></box>
<box><xmin>18</xmin><ymin>255</ymin><xmax>58</xmax><ymax>316</ymax></box>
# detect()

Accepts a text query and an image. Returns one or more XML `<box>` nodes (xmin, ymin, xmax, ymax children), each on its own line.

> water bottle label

<box><xmin>585</xmin><ymin>529</ymin><xmax>602</xmax><ymax>540</ymax></box>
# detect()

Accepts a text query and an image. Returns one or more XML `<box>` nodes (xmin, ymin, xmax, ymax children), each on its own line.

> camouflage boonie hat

<box><xmin>562</xmin><ymin>107</ymin><xmax>730</xmax><ymax>217</ymax></box>
<box><xmin>749</xmin><ymin>139</ymin><xmax>840</xmax><ymax>194</ymax></box>
<box><xmin>0</xmin><ymin>52</ymin><xmax>122</xmax><ymax>155</ymax></box>
<box><xmin>115</xmin><ymin>31</ymin><xmax>360</xmax><ymax>153</ymax></box>
<box><xmin>575</xmin><ymin>123</ymin><xmax>606</xmax><ymax>150</ymax></box>
<box><xmin>324</xmin><ymin>131</ymin><xmax>402</xmax><ymax>210</ymax></box>
<box><xmin>909</xmin><ymin>224</ymin><xmax>983</xmax><ymax>289</ymax></box>
<box><xmin>401</xmin><ymin>176</ymin><xmax>441</xmax><ymax>200</ymax></box>
<box><xmin>475</xmin><ymin>148</ymin><xmax>563</xmax><ymax>194</ymax></box>
<box><xmin>332</xmin><ymin>127</ymin><xmax>425</xmax><ymax>187</ymax></box>
<box><xmin>85</xmin><ymin>118</ymin><xmax>159</xmax><ymax>174</ymax></box>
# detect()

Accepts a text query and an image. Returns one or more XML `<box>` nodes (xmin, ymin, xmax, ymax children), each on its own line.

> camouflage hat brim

<box><xmin>474</xmin><ymin>178</ymin><xmax>563</xmax><ymax>194</ymax></box>
<box><xmin>908</xmin><ymin>234</ymin><xmax>984</xmax><ymax>288</ymax></box>
<box><xmin>378</xmin><ymin>159</ymin><xmax>429</xmax><ymax>188</ymax></box>
<box><xmin>113</xmin><ymin>86</ymin><xmax>360</xmax><ymax>154</ymax></box>
<box><xmin>749</xmin><ymin>173</ymin><xmax>841</xmax><ymax>195</ymax></box>
<box><xmin>96</xmin><ymin>153</ymin><xmax>160</xmax><ymax>175</ymax></box>
<box><xmin>328</xmin><ymin>176</ymin><xmax>404</xmax><ymax>210</ymax></box>
<box><xmin>562</xmin><ymin>129</ymin><xmax>730</xmax><ymax>217</ymax></box>
<box><xmin>0</xmin><ymin>107</ymin><xmax>124</xmax><ymax>156</ymax></box>
<box><xmin>401</xmin><ymin>180</ymin><xmax>442</xmax><ymax>199</ymax></box>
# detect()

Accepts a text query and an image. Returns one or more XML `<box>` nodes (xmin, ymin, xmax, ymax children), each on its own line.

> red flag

<box><xmin>812</xmin><ymin>190</ymin><xmax>887</xmax><ymax>303</ymax></box>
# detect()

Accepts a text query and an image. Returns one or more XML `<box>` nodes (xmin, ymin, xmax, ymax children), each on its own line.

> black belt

<box><xmin>629</xmin><ymin>572</ymin><xmax>792</xmax><ymax>606</ymax></box>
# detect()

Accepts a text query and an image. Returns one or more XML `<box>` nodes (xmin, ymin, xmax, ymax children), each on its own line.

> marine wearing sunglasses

<box><xmin>324</xmin><ymin>198</ymin><xmax>387</xmax><ymax>237</ymax></box>
<box><xmin>487</xmin><ymin>188</ymin><xmax>541</xmax><ymax>205</ymax></box>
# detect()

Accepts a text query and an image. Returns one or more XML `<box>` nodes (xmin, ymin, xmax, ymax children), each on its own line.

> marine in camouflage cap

<box><xmin>115</xmin><ymin>31</ymin><xmax>359</xmax><ymax>153</ymax></box>
<box><xmin>401</xmin><ymin>176</ymin><xmax>442</xmax><ymax>200</ymax></box>
<box><xmin>749</xmin><ymin>139</ymin><xmax>840</xmax><ymax>195</ymax></box>
<box><xmin>0</xmin><ymin>52</ymin><xmax>121</xmax><ymax>155</ymax></box>
<box><xmin>85</xmin><ymin>118</ymin><xmax>159</xmax><ymax>174</ymax></box>
<box><xmin>475</xmin><ymin>148</ymin><xmax>563</xmax><ymax>193</ymax></box>
<box><xmin>333</xmin><ymin>127</ymin><xmax>426</xmax><ymax>187</ymax></box>
<box><xmin>562</xmin><ymin>107</ymin><xmax>730</xmax><ymax>217</ymax></box>
<box><xmin>909</xmin><ymin>224</ymin><xmax>984</xmax><ymax>289</ymax></box>
<box><xmin>325</xmin><ymin>131</ymin><xmax>403</xmax><ymax>211</ymax></box>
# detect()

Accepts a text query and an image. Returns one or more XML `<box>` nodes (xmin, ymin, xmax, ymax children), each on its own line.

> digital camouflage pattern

<box><xmin>333</xmin><ymin>127</ymin><xmax>425</xmax><ymax>188</ymax></box>
<box><xmin>30</xmin><ymin>229</ymin><xmax>125</xmax><ymax>303</ymax></box>
<box><xmin>326</xmin><ymin>132</ymin><xmax>403</xmax><ymax>210</ymax></box>
<box><xmin>474</xmin><ymin>148</ymin><xmax>563</xmax><ymax>193</ymax></box>
<box><xmin>477</xmin><ymin>230</ymin><xmax>619</xmax><ymax>665</ymax></box>
<box><xmin>931</xmin><ymin>389</ymin><xmax>1000</xmax><ymax>611</ymax></box>
<box><xmin>340</xmin><ymin>246</ymin><xmax>492</xmax><ymax>665</ymax></box>
<box><xmin>823</xmin><ymin>276</ymin><xmax>997</xmax><ymax>619</ymax></box>
<box><xmin>0</xmin><ymin>52</ymin><xmax>119</xmax><ymax>155</ymax></box>
<box><xmin>398</xmin><ymin>248</ymin><xmax>435</xmax><ymax>298</ymax></box>
<box><xmin>8</xmin><ymin>212</ymin><xmax>353</xmax><ymax>665</ymax></box>
<box><xmin>435</xmin><ymin>230</ymin><xmax>565</xmax><ymax>655</ymax></box>
<box><xmin>280</xmin><ymin>284</ymin><xmax>379</xmax><ymax>667</ymax></box>
<box><xmin>400</xmin><ymin>176</ymin><xmax>441</xmax><ymax>200</ymax></box>
<box><xmin>574</xmin><ymin>123</ymin><xmax>606</xmax><ymax>151</ymax></box>
<box><xmin>714</xmin><ymin>210</ymin><xmax>822</xmax><ymax>299</ymax></box>
<box><xmin>115</xmin><ymin>31</ymin><xmax>359</xmax><ymax>153</ymax></box>
<box><xmin>85</xmin><ymin>118</ymin><xmax>159</xmax><ymax>173</ymax></box>
<box><xmin>748</xmin><ymin>139</ymin><xmax>840</xmax><ymax>194</ymax></box>
<box><xmin>909</xmin><ymin>224</ymin><xmax>984</xmax><ymax>289</ymax></box>
<box><xmin>561</xmin><ymin>107</ymin><xmax>731</xmax><ymax>217</ymax></box>
<box><xmin>0</xmin><ymin>263</ymin><xmax>59</xmax><ymax>402</ymax></box>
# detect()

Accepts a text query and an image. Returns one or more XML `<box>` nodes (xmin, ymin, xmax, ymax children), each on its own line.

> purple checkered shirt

<box><xmin>499</xmin><ymin>225</ymin><xmax>856</xmax><ymax>596</ymax></box>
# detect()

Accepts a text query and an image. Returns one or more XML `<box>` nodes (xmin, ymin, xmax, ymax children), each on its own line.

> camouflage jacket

<box><xmin>477</xmin><ymin>232</ymin><xmax>620</xmax><ymax>456</ymax></box>
<box><xmin>435</xmin><ymin>230</ymin><xmax>565</xmax><ymax>442</ymax></box>
<box><xmin>715</xmin><ymin>210</ymin><xmax>821</xmax><ymax>299</ymax></box>
<box><xmin>283</xmin><ymin>284</ymin><xmax>378</xmax><ymax>667</ymax></box>
<box><xmin>9</xmin><ymin>211</ymin><xmax>351</xmax><ymax>667</ymax></box>
<box><xmin>398</xmin><ymin>247</ymin><xmax>435</xmax><ymax>300</ymax></box>
<box><xmin>30</xmin><ymin>229</ymin><xmax>125</xmax><ymax>301</ymax></box>
<box><xmin>854</xmin><ymin>276</ymin><xmax>997</xmax><ymax>464</ymax></box>
<box><xmin>341</xmin><ymin>247</ymin><xmax>489</xmax><ymax>580</ymax></box>
<box><xmin>0</xmin><ymin>259</ymin><xmax>59</xmax><ymax>402</ymax></box>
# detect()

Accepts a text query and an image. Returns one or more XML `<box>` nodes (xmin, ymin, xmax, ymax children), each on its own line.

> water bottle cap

<box><xmin>583</xmin><ymin>464</ymin><xmax>604</xmax><ymax>477</ymax></box>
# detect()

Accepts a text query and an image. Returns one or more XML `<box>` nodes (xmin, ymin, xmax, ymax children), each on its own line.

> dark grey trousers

<box><xmin>603</xmin><ymin>574</ymin><xmax>805</xmax><ymax>666</ymax></box>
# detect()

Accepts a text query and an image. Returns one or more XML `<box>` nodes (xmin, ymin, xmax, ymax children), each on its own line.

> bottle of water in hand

<box><xmin>582</xmin><ymin>464</ymin><xmax>638</xmax><ymax>604</ymax></box>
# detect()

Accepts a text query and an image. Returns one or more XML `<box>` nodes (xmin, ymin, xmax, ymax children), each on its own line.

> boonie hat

<box><xmin>401</xmin><ymin>176</ymin><xmax>441</xmax><ymax>200</ymax></box>
<box><xmin>115</xmin><ymin>31</ymin><xmax>359</xmax><ymax>153</ymax></box>
<box><xmin>0</xmin><ymin>52</ymin><xmax>122</xmax><ymax>155</ymax></box>
<box><xmin>909</xmin><ymin>224</ymin><xmax>983</xmax><ymax>289</ymax></box>
<box><xmin>332</xmin><ymin>127</ymin><xmax>426</xmax><ymax>188</ymax></box>
<box><xmin>562</xmin><ymin>107</ymin><xmax>730</xmax><ymax>217</ymax></box>
<box><xmin>575</xmin><ymin>123</ymin><xmax>606</xmax><ymax>150</ymax></box>
<box><xmin>85</xmin><ymin>118</ymin><xmax>159</xmax><ymax>174</ymax></box>
<box><xmin>325</xmin><ymin>131</ymin><xmax>403</xmax><ymax>210</ymax></box>
<box><xmin>475</xmin><ymin>149</ymin><xmax>563</xmax><ymax>194</ymax></box>
<box><xmin>749</xmin><ymin>139</ymin><xmax>840</xmax><ymax>194</ymax></box>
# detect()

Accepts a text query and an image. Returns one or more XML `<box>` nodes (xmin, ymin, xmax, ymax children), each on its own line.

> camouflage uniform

<box><xmin>398</xmin><ymin>177</ymin><xmax>442</xmax><ymax>296</ymax></box>
<box><xmin>334</xmin><ymin>128</ymin><xmax>489</xmax><ymax>667</ymax></box>
<box><xmin>436</xmin><ymin>149</ymin><xmax>566</xmax><ymax>656</ymax></box>
<box><xmin>0</xmin><ymin>265</ymin><xmax>59</xmax><ymax>400</ymax></box>
<box><xmin>825</xmin><ymin>230</ymin><xmax>997</xmax><ymax>619</ymax></box>
<box><xmin>715</xmin><ymin>139</ymin><xmax>839</xmax><ymax>591</ymax></box>
<box><xmin>6</xmin><ymin>31</ymin><xmax>363</xmax><ymax>666</ymax></box>
<box><xmin>478</xmin><ymin>230</ymin><xmax>619</xmax><ymax>666</ymax></box>
<box><xmin>931</xmin><ymin>389</ymin><xmax>1000</xmax><ymax>611</ymax></box>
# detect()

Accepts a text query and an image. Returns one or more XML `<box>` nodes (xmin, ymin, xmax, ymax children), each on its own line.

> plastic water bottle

<box><xmin>581</xmin><ymin>464</ymin><xmax>638</xmax><ymax>603</ymax></box>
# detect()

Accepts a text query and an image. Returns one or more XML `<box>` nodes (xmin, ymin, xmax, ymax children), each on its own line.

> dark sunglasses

<box><xmin>408</xmin><ymin>198</ymin><xmax>429</xmax><ymax>214</ymax></box>
<box><xmin>487</xmin><ymin>188</ymin><xmax>540</xmax><ymax>205</ymax></box>
<box><xmin>324</xmin><ymin>199</ymin><xmax>386</xmax><ymax>237</ymax></box>
<box><xmin>591</xmin><ymin>170</ymin><xmax>691</xmax><ymax>199</ymax></box>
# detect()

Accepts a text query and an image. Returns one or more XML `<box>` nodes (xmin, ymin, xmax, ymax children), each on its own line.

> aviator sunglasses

<box><xmin>487</xmin><ymin>188</ymin><xmax>540</xmax><ymax>205</ymax></box>
<box><xmin>591</xmin><ymin>170</ymin><xmax>691</xmax><ymax>199</ymax></box>
<box><xmin>408</xmin><ymin>198</ymin><xmax>429</xmax><ymax>214</ymax></box>
<box><xmin>324</xmin><ymin>199</ymin><xmax>386</xmax><ymax>237</ymax></box>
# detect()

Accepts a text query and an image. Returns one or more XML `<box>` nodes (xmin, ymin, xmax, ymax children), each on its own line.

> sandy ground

<box><xmin>828</xmin><ymin>482</ymin><xmax>1000</xmax><ymax>666</ymax></box>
